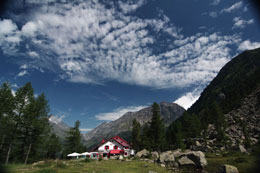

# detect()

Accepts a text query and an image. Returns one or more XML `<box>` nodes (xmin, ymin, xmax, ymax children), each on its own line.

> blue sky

<box><xmin>0</xmin><ymin>0</ymin><xmax>260</xmax><ymax>132</ymax></box>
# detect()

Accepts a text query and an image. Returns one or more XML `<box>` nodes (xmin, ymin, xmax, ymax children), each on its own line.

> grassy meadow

<box><xmin>2</xmin><ymin>152</ymin><xmax>259</xmax><ymax>173</ymax></box>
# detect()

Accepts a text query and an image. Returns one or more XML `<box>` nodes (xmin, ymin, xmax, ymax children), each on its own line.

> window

<box><xmin>124</xmin><ymin>152</ymin><xmax>128</xmax><ymax>155</ymax></box>
<box><xmin>105</xmin><ymin>145</ymin><xmax>109</xmax><ymax>150</ymax></box>
<box><xmin>114</xmin><ymin>145</ymin><xmax>118</xmax><ymax>150</ymax></box>
<box><xmin>125</xmin><ymin>146</ymin><xmax>129</xmax><ymax>149</ymax></box>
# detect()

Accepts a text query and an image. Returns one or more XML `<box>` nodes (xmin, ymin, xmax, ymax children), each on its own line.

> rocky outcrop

<box><xmin>217</xmin><ymin>164</ymin><xmax>239</xmax><ymax>173</ymax></box>
<box><xmin>196</xmin><ymin>87</ymin><xmax>260</xmax><ymax>153</ymax></box>
<box><xmin>159</xmin><ymin>151</ymin><xmax>175</xmax><ymax>166</ymax></box>
<box><xmin>136</xmin><ymin>149</ymin><xmax>150</xmax><ymax>158</ymax></box>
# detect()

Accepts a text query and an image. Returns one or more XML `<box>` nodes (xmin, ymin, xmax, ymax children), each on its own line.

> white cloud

<box><xmin>95</xmin><ymin>105</ymin><xmax>147</xmax><ymax>121</ymax></box>
<box><xmin>238</xmin><ymin>40</ymin><xmax>260</xmax><ymax>51</ymax></box>
<box><xmin>210</xmin><ymin>0</ymin><xmax>221</xmax><ymax>6</ymax></box>
<box><xmin>209</xmin><ymin>12</ymin><xmax>218</xmax><ymax>18</ymax></box>
<box><xmin>49</xmin><ymin>115</ymin><xmax>65</xmax><ymax>124</ymax></box>
<box><xmin>22</xmin><ymin>21</ymin><xmax>38</xmax><ymax>36</ymax></box>
<box><xmin>221</xmin><ymin>1</ymin><xmax>243</xmax><ymax>13</ymax></box>
<box><xmin>232</xmin><ymin>17</ymin><xmax>254</xmax><ymax>29</ymax></box>
<box><xmin>0</xmin><ymin>1</ymin><xmax>244</xmax><ymax>89</ymax></box>
<box><xmin>80</xmin><ymin>128</ymin><xmax>92</xmax><ymax>132</ymax></box>
<box><xmin>0</xmin><ymin>19</ymin><xmax>18</xmax><ymax>35</ymax></box>
<box><xmin>174</xmin><ymin>91</ymin><xmax>200</xmax><ymax>110</ymax></box>
<box><xmin>17</xmin><ymin>70</ymin><xmax>28</xmax><ymax>77</ymax></box>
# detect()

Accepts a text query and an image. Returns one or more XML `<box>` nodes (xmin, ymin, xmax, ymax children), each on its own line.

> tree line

<box><xmin>0</xmin><ymin>82</ymin><xmax>85</xmax><ymax>164</ymax></box>
<box><xmin>131</xmin><ymin>101</ymin><xmax>228</xmax><ymax>152</ymax></box>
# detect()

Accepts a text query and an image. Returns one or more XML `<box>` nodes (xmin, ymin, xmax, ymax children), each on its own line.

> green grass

<box><xmin>5</xmin><ymin>153</ymin><xmax>259</xmax><ymax>173</ymax></box>
<box><xmin>205</xmin><ymin>152</ymin><xmax>259</xmax><ymax>173</ymax></box>
<box><xmin>6</xmin><ymin>159</ymin><xmax>170</xmax><ymax>173</ymax></box>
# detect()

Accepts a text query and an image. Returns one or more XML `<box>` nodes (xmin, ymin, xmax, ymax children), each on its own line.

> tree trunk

<box><xmin>24</xmin><ymin>143</ymin><xmax>32</xmax><ymax>164</ymax></box>
<box><xmin>0</xmin><ymin>135</ymin><xmax>5</xmax><ymax>150</ymax></box>
<box><xmin>5</xmin><ymin>143</ymin><xmax>12</xmax><ymax>164</ymax></box>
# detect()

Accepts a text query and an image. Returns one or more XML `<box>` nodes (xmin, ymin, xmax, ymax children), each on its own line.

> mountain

<box><xmin>188</xmin><ymin>47</ymin><xmax>260</xmax><ymax>116</ymax></box>
<box><xmin>167</xmin><ymin>47</ymin><xmax>260</xmax><ymax>151</ymax></box>
<box><xmin>49</xmin><ymin>115</ymin><xmax>71</xmax><ymax>141</ymax></box>
<box><xmin>84</xmin><ymin>102</ymin><xmax>185</xmax><ymax>149</ymax></box>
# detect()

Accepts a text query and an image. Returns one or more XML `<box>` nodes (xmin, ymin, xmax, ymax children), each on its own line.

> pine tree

<box><xmin>46</xmin><ymin>133</ymin><xmax>62</xmax><ymax>159</ymax></box>
<box><xmin>149</xmin><ymin>102</ymin><xmax>165</xmax><ymax>151</ymax></box>
<box><xmin>132</xmin><ymin>119</ymin><xmax>141</xmax><ymax>151</ymax></box>
<box><xmin>0</xmin><ymin>83</ymin><xmax>15</xmax><ymax>163</ymax></box>
<box><xmin>64</xmin><ymin>120</ymin><xmax>85</xmax><ymax>156</ymax></box>
<box><xmin>141</xmin><ymin>123</ymin><xmax>151</xmax><ymax>151</ymax></box>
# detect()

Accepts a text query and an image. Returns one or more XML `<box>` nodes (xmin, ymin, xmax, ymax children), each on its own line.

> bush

<box><xmin>35</xmin><ymin>168</ymin><xmax>57</xmax><ymax>173</ymax></box>
<box><xmin>98</xmin><ymin>157</ymin><xmax>102</xmax><ymax>161</ymax></box>
<box><xmin>56</xmin><ymin>162</ymin><xmax>67</xmax><ymax>168</ymax></box>
<box><xmin>83</xmin><ymin>157</ymin><xmax>92</xmax><ymax>163</ymax></box>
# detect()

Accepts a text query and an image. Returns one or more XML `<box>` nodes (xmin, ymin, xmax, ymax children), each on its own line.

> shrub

<box><xmin>56</xmin><ymin>162</ymin><xmax>67</xmax><ymax>168</ymax></box>
<box><xmin>83</xmin><ymin>157</ymin><xmax>92</xmax><ymax>163</ymax></box>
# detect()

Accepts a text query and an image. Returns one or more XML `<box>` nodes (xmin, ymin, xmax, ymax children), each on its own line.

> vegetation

<box><xmin>63</xmin><ymin>120</ymin><xmax>85</xmax><ymax>157</ymax></box>
<box><xmin>0</xmin><ymin>82</ymin><xmax>86</xmax><ymax>164</ymax></box>
<box><xmin>5</xmin><ymin>159</ymin><xmax>170</xmax><ymax>173</ymax></box>
<box><xmin>0</xmin><ymin>82</ymin><xmax>51</xmax><ymax>164</ymax></box>
<box><xmin>132</xmin><ymin>102</ymin><xmax>166</xmax><ymax>152</ymax></box>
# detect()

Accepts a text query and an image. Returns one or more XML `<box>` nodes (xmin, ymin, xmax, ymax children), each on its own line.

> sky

<box><xmin>0</xmin><ymin>0</ymin><xmax>260</xmax><ymax>132</ymax></box>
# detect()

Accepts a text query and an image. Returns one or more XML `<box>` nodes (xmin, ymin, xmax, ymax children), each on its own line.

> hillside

<box><xmin>49</xmin><ymin>115</ymin><xmax>71</xmax><ymax>141</ymax></box>
<box><xmin>188</xmin><ymin>47</ymin><xmax>260</xmax><ymax>116</ymax></box>
<box><xmin>84</xmin><ymin>102</ymin><xmax>185</xmax><ymax>148</ymax></box>
<box><xmin>167</xmin><ymin>47</ymin><xmax>260</xmax><ymax>151</ymax></box>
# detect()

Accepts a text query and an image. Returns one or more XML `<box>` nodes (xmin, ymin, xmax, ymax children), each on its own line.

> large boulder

<box><xmin>136</xmin><ymin>149</ymin><xmax>150</xmax><ymax>158</ymax></box>
<box><xmin>178</xmin><ymin>156</ymin><xmax>195</xmax><ymax>166</ymax></box>
<box><xmin>182</xmin><ymin>151</ymin><xmax>207</xmax><ymax>168</ymax></box>
<box><xmin>218</xmin><ymin>164</ymin><xmax>239</xmax><ymax>173</ymax></box>
<box><xmin>151</xmin><ymin>151</ymin><xmax>159</xmax><ymax>160</ymax></box>
<box><xmin>238</xmin><ymin>145</ymin><xmax>247</xmax><ymax>153</ymax></box>
<box><xmin>159</xmin><ymin>151</ymin><xmax>175</xmax><ymax>164</ymax></box>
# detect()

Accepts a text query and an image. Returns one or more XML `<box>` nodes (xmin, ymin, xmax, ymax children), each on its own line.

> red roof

<box><xmin>111</xmin><ymin>136</ymin><xmax>130</xmax><ymax>147</ymax></box>
<box><xmin>90</xmin><ymin>136</ymin><xmax>130</xmax><ymax>152</ymax></box>
<box><xmin>109</xmin><ymin>150</ymin><xmax>124</xmax><ymax>154</ymax></box>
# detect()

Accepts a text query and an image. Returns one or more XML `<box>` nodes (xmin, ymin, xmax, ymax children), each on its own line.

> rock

<box><xmin>32</xmin><ymin>161</ymin><xmax>45</xmax><ymax>166</ymax></box>
<box><xmin>238</xmin><ymin>145</ymin><xmax>247</xmax><ymax>153</ymax></box>
<box><xmin>160</xmin><ymin>164</ymin><xmax>166</xmax><ymax>167</ymax></box>
<box><xmin>159</xmin><ymin>151</ymin><xmax>175</xmax><ymax>164</ymax></box>
<box><xmin>136</xmin><ymin>149</ymin><xmax>150</xmax><ymax>158</ymax></box>
<box><xmin>217</xmin><ymin>164</ymin><xmax>239</xmax><ymax>173</ymax></box>
<box><xmin>118</xmin><ymin>155</ymin><xmax>124</xmax><ymax>160</ymax></box>
<box><xmin>172</xmin><ymin>149</ymin><xmax>182</xmax><ymax>158</ymax></box>
<box><xmin>195</xmin><ymin>141</ymin><xmax>202</xmax><ymax>147</ymax></box>
<box><xmin>178</xmin><ymin>156</ymin><xmax>195</xmax><ymax>166</ymax></box>
<box><xmin>220</xmin><ymin>147</ymin><xmax>225</xmax><ymax>151</ymax></box>
<box><xmin>103</xmin><ymin>157</ymin><xmax>108</xmax><ymax>160</ymax></box>
<box><xmin>183</xmin><ymin>151</ymin><xmax>208</xmax><ymax>168</ymax></box>
<box><xmin>151</xmin><ymin>151</ymin><xmax>159</xmax><ymax>160</ymax></box>
<box><xmin>148</xmin><ymin>171</ymin><xmax>158</xmax><ymax>173</ymax></box>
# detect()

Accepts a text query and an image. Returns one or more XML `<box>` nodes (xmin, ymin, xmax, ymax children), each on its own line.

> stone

<box><xmin>182</xmin><ymin>151</ymin><xmax>208</xmax><ymax>168</ymax></box>
<box><xmin>195</xmin><ymin>141</ymin><xmax>202</xmax><ymax>147</ymax></box>
<box><xmin>151</xmin><ymin>151</ymin><xmax>159</xmax><ymax>160</ymax></box>
<box><xmin>103</xmin><ymin>157</ymin><xmax>108</xmax><ymax>160</ymax></box>
<box><xmin>118</xmin><ymin>155</ymin><xmax>124</xmax><ymax>160</ymax></box>
<box><xmin>238</xmin><ymin>145</ymin><xmax>247</xmax><ymax>153</ymax></box>
<box><xmin>178</xmin><ymin>156</ymin><xmax>195</xmax><ymax>166</ymax></box>
<box><xmin>148</xmin><ymin>171</ymin><xmax>158</xmax><ymax>173</ymax></box>
<box><xmin>217</xmin><ymin>164</ymin><xmax>239</xmax><ymax>173</ymax></box>
<box><xmin>159</xmin><ymin>151</ymin><xmax>175</xmax><ymax>164</ymax></box>
<box><xmin>136</xmin><ymin>149</ymin><xmax>150</xmax><ymax>158</ymax></box>
<box><xmin>172</xmin><ymin>149</ymin><xmax>182</xmax><ymax>158</ymax></box>
<box><xmin>32</xmin><ymin>161</ymin><xmax>45</xmax><ymax>166</ymax></box>
<box><xmin>160</xmin><ymin>164</ymin><xmax>166</xmax><ymax>167</ymax></box>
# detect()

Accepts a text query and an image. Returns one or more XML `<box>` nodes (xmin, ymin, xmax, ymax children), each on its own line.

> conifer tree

<box><xmin>149</xmin><ymin>102</ymin><xmax>165</xmax><ymax>151</ymax></box>
<box><xmin>132</xmin><ymin>119</ymin><xmax>141</xmax><ymax>151</ymax></box>
<box><xmin>46</xmin><ymin>133</ymin><xmax>62</xmax><ymax>159</ymax></box>
<box><xmin>64</xmin><ymin>120</ymin><xmax>85</xmax><ymax>156</ymax></box>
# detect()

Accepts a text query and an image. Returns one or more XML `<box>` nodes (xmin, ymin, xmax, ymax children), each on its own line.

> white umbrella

<box><xmin>81</xmin><ymin>152</ymin><xmax>91</xmax><ymax>156</ymax></box>
<box><xmin>67</xmin><ymin>152</ymin><xmax>81</xmax><ymax>157</ymax></box>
